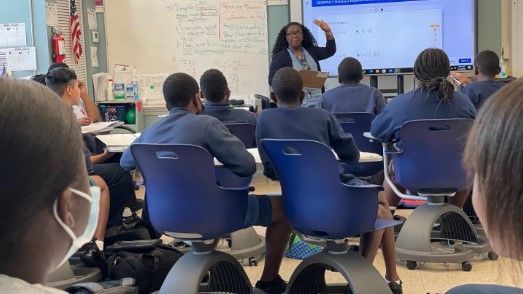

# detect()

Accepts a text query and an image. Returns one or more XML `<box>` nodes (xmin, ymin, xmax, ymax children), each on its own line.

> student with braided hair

<box><xmin>371</xmin><ymin>48</ymin><xmax>476</xmax><ymax>212</ymax></box>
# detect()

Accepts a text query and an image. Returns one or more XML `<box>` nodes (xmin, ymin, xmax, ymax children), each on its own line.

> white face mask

<box><xmin>53</xmin><ymin>186</ymin><xmax>100</xmax><ymax>269</ymax></box>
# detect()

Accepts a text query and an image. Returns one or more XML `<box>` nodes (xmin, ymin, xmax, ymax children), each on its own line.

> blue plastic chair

<box><xmin>225</xmin><ymin>123</ymin><xmax>256</xmax><ymax>148</ymax></box>
<box><xmin>333</xmin><ymin>112</ymin><xmax>383</xmax><ymax>177</ymax></box>
<box><xmin>130</xmin><ymin>144</ymin><xmax>254</xmax><ymax>293</ymax></box>
<box><xmin>217</xmin><ymin>123</ymin><xmax>256</xmax><ymax>190</ymax></box>
<box><xmin>260</xmin><ymin>139</ymin><xmax>398</xmax><ymax>294</ymax></box>
<box><xmin>381</xmin><ymin>119</ymin><xmax>492</xmax><ymax>271</ymax></box>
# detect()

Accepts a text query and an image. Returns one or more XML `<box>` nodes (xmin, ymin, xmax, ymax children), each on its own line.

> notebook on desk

<box><xmin>96</xmin><ymin>133</ymin><xmax>141</xmax><ymax>149</ymax></box>
<box><xmin>81</xmin><ymin>121</ymin><xmax>124</xmax><ymax>134</ymax></box>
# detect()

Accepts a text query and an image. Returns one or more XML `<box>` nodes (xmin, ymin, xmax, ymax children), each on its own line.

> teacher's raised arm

<box><xmin>268</xmin><ymin>20</ymin><xmax>336</xmax><ymax>107</ymax></box>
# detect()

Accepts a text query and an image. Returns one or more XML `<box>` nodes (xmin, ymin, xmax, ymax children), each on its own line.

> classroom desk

<box><xmin>97</xmin><ymin>133</ymin><xmax>383</xmax><ymax>163</ymax></box>
<box><xmin>81</xmin><ymin>121</ymin><xmax>125</xmax><ymax>134</ymax></box>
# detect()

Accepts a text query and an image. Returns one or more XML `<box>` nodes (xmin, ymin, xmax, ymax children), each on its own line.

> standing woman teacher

<box><xmin>269</xmin><ymin>20</ymin><xmax>336</xmax><ymax>107</ymax></box>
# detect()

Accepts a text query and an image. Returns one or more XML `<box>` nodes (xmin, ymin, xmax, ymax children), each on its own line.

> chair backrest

<box><xmin>333</xmin><ymin>112</ymin><xmax>380</xmax><ymax>154</ymax></box>
<box><xmin>393</xmin><ymin>119</ymin><xmax>473</xmax><ymax>193</ymax></box>
<box><xmin>130</xmin><ymin>144</ymin><xmax>248</xmax><ymax>239</ymax></box>
<box><xmin>225</xmin><ymin>123</ymin><xmax>256</xmax><ymax>148</ymax></box>
<box><xmin>260</xmin><ymin>139</ymin><xmax>380</xmax><ymax>239</ymax></box>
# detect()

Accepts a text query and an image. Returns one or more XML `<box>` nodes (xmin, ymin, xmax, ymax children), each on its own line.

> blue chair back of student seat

<box><xmin>393</xmin><ymin>119</ymin><xmax>473</xmax><ymax>193</ymax></box>
<box><xmin>260</xmin><ymin>139</ymin><xmax>381</xmax><ymax>239</ymax></box>
<box><xmin>130</xmin><ymin>144</ymin><xmax>248</xmax><ymax>239</ymax></box>
<box><xmin>333</xmin><ymin>112</ymin><xmax>382</xmax><ymax>177</ymax></box>
<box><xmin>225</xmin><ymin>123</ymin><xmax>256</xmax><ymax>148</ymax></box>
<box><xmin>333</xmin><ymin>112</ymin><xmax>381</xmax><ymax>154</ymax></box>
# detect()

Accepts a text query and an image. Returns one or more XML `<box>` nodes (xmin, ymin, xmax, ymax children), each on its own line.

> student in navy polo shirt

<box><xmin>371</xmin><ymin>48</ymin><xmax>476</xmax><ymax>213</ymax></box>
<box><xmin>257</xmin><ymin>67</ymin><xmax>403</xmax><ymax>294</ymax></box>
<box><xmin>318</xmin><ymin>57</ymin><xmax>386</xmax><ymax>115</ymax></box>
<box><xmin>452</xmin><ymin>50</ymin><xmax>506</xmax><ymax>109</ymax></box>
<box><xmin>121</xmin><ymin>73</ymin><xmax>291</xmax><ymax>294</ymax></box>
<box><xmin>200</xmin><ymin>69</ymin><xmax>257</xmax><ymax>125</ymax></box>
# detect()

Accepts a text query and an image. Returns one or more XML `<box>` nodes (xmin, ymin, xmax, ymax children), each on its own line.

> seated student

<box><xmin>0</xmin><ymin>78</ymin><xmax>97</xmax><ymax>292</ymax></box>
<box><xmin>452</xmin><ymin>50</ymin><xmax>506</xmax><ymax>110</ymax></box>
<box><xmin>200</xmin><ymin>69</ymin><xmax>257</xmax><ymax>125</ymax></box>
<box><xmin>371</xmin><ymin>48</ymin><xmax>476</xmax><ymax>212</ymax></box>
<box><xmin>46</xmin><ymin>68</ymin><xmax>136</xmax><ymax>229</ymax></box>
<box><xmin>256</xmin><ymin>67</ymin><xmax>403</xmax><ymax>294</ymax></box>
<box><xmin>47</xmin><ymin>62</ymin><xmax>102</xmax><ymax>124</ymax></box>
<box><xmin>120</xmin><ymin>73</ymin><xmax>291</xmax><ymax>294</ymax></box>
<box><xmin>317</xmin><ymin>57</ymin><xmax>386</xmax><ymax>115</ymax></box>
<box><xmin>448</xmin><ymin>79</ymin><xmax>523</xmax><ymax>293</ymax></box>
<box><xmin>30</xmin><ymin>74</ymin><xmax>47</xmax><ymax>85</ymax></box>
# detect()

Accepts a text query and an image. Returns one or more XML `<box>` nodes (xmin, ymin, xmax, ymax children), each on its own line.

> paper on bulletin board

<box><xmin>0</xmin><ymin>23</ymin><xmax>27</xmax><ymax>48</ymax></box>
<box><xmin>87</xmin><ymin>9</ymin><xmax>97</xmax><ymax>30</ymax></box>
<box><xmin>46</xmin><ymin>2</ymin><xmax>59</xmax><ymax>27</ymax></box>
<box><xmin>91</xmin><ymin>46</ymin><xmax>99</xmax><ymax>67</ymax></box>
<box><xmin>0</xmin><ymin>49</ymin><xmax>7</xmax><ymax>76</ymax></box>
<box><xmin>7</xmin><ymin>47</ymin><xmax>36</xmax><ymax>71</ymax></box>
<box><xmin>268</xmin><ymin>0</ymin><xmax>288</xmax><ymax>5</ymax></box>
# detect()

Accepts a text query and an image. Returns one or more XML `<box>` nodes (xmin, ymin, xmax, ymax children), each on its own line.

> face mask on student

<box><xmin>53</xmin><ymin>186</ymin><xmax>100</xmax><ymax>269</ymax></box>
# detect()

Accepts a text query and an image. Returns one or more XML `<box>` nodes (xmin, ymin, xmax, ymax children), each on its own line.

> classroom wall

<box><xmin>478</xmin><ymin>0</ymin><xmax>502</xmax><ymax>55</ymax></box>
<box><xmin>0</xmin><ymin>0</ymin><xmax>50</xmax><ymax>77</ymax></box>
<box><xmin>80</xmin><ymin>0</ymin><xmax>107</xmax><ymax>97</ymax></box>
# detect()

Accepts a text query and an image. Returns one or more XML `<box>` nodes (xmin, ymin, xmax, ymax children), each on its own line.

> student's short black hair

<box><xmin>45</xmin><ymin>68</ymin><xmax>78</xmax><ymax>97</ymax></box>
<box><xmin>30</xmin><ymin>74</ymin><xmax>46</xmax><ymax>85</ymax></box>
<box><xmin>338</xmin><ymin>57</ymin><xmax>364</xmax><ymax>83</ymax></box>
<box><xmin>200</xmin><ymin>69</ymin><xmax>229</xmax><ymax>103</ymax></box>
<box><xmin>48</xmin><ymin>62</ymin><xmax>69</xmax><ymax>73</ymax></box>
<box><xmin>162</xmin><ymin>73</ymin><xmax>199</xmax><ymax>109</ymax></box>
<box><xmin>475</xmin><ymin>50</ymin><xmax>501</xmax><ymax>77</ymax></box>
<box><xmin>271</xmin><ymin>67</ymin><xmax>303</xmax><ymax>104</ymax></box>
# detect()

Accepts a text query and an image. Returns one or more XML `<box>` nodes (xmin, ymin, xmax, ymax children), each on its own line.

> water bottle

<box><xmin>113</xmin><ymin>82</ymin><xmax>125</xmax><ymax>100</ymax></box>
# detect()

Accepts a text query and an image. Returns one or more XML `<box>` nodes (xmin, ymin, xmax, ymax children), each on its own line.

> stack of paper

<box><xmin>81</xmin><ymin>121</ymin><xmax>124</xmax><ymax>134</ymax></box>
<box><xmin>96</xmin><ymin>133</ymin><xmax>141</xmax><ymax>152</ymax></box>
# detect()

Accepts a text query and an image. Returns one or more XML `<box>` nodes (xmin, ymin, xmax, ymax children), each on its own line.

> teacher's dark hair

<box><xmin>0</xmin><ymin>78</ymin><xmax>85</xmax><ymax>234</ymax></box>
<box><xmin>272</xmin><ymin>22</ymin><xmax>318</xmax><ymax>56</ymax></box>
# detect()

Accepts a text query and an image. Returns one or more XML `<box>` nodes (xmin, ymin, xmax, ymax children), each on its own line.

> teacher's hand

<box><xmin>313</xmin><ymin>19</ymin><xmax>332</xmax><ymax>33</ymax></box>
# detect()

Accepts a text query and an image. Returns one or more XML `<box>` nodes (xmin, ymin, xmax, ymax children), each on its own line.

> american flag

<box><xmin>70</xmin><ymin>0</ymin><xmax>83</xmax><ymax>64</ymax></box>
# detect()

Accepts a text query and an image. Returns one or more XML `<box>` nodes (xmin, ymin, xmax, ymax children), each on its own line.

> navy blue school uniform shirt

<box><xmin>318</xmin><ymin>83</ymin><xmax>387</xmax><ymax>114</ymax></box>
<box><xmin>461</xmin><ymin>80</ymin><xmax>506</xmax><ymax>109</ymax></box>
<box><xmin>371</xmin><ymin>89</ymin><xmax>476</xmax><ymax>142</ymax></box>
<box><xmin>256</xmin><ymin>106</ymin><xmax>360</xmax><ymax>180</ymax></box>
<box><xmin>120</xmin><ymin>107</ymin><xmax>255</xmax><ymax>177</ymax></box>
<box><xmin>203</xmin><ymin>102</ymin><xmax>257</xmax><ymax>125</ymax></box>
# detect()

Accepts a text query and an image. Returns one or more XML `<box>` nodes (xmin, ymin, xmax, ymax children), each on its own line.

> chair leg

<box><xmin>286</xmin><ymin>251</ymin><xmax>392</xmax><ymax>294</ymax></box>
<box><xmin>396</xmin><ymin>203</ymin><xmax>478</xmax><ymax>269</ymax></box>
<box><xmin>159</xmin><ymin>249</ymin><xmax>252</xmax><ymax>294</ymax></box>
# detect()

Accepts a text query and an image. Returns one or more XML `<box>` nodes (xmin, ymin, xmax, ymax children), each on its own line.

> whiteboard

<box><xmin>105</xmin><ymin>0</ymin><xmax>269</xmax><ymax>96</ymax></box>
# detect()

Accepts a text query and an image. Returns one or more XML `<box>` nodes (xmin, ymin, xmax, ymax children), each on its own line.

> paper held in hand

<box><xmin>298</xmin><ymin>70</ymin><xmax>329</xmax><ymax>88</ymax></box>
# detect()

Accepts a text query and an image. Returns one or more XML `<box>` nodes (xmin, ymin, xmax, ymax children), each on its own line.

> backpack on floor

<box><xmin>105</xmin><ymin>240</ymin><xmax>184</xmax><ymax>294</ymax></box>
<box><xmin>104</xmin><ymin>217</ymin><xmax>152</xmax><ymax>247</ymax></box>
<box><xmin>284</xmin><ymin>233</ymin><xmax>322</xmax><ymax>260</ymax></box>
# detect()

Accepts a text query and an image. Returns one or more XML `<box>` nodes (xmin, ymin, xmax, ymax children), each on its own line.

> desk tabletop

<box><xmin>99</xmin><ymin>133</ymin><xmax>383</xmax><ymax>163</ymax></box>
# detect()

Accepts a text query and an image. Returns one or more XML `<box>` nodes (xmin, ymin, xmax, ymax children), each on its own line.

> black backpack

<box><xmin>104</xmin><ymin>217</ymin><xmax>152</xmax><ymax>247</ymax></box>
<box><xmin>105</xmin><ymin>240</ymin><xmax>184</xmax><ymax>294</ymax></box>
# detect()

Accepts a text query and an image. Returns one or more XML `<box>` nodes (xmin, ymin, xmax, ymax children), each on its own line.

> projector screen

<box><xmin>303</xmin><ymin>0</ymin><xmax>476</xmax><ymax>76</ymax></box>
